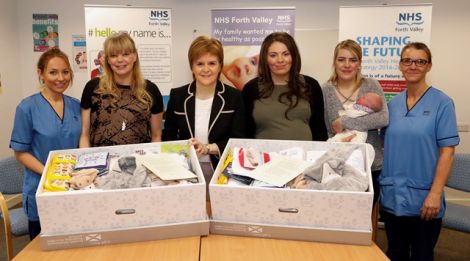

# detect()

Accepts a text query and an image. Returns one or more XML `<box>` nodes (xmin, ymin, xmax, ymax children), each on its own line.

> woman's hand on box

<box><xmin>189</xmin><ymin>138</ymin><xmax>208</xmax><ymax>155</ymax></box>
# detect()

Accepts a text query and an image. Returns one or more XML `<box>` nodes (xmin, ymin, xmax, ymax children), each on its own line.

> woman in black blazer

<box><xmin>163</xmin><ymin>36</ymin><xmax>245</xmax><ymax>182</ymax></box>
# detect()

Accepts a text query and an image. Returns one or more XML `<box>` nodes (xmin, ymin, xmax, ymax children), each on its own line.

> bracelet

<box><xmin>204</xmin><ymin>144</ymin><xmax>210</xmax><ymax>155</ymax></box>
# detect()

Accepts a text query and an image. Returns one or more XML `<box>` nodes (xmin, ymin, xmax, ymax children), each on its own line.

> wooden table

<box><xmin>13</xmin><ymin>236</ymin><xmax>201</xmax><ymax>261</ymax></box>
<box><xmin>200</xmin><ymin>234</ymin><xmax>389</xmax><ymax>261</ymax></box>
<box><xmin>13</xmin><ymin>234</ymin><xmax>388</xmax><ymax>261</ymax></box>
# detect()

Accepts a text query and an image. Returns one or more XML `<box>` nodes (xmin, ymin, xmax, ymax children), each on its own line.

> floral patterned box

<box><xmin>209</xmin><ymin>139</ymin><xmax>374</xmax><ymax>245</ymax></box>
<box><xmin>36</xmin><ymin>141</ymin><xmax>209</xmax><ymax>250</ymax></box>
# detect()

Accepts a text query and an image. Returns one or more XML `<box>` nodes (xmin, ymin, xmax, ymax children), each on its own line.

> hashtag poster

<box><xmin>339</xmin><ymin>4</ymin><xmax>432</xmax><ymax>101</ymax></box>
<box><xmin>32</xmin><ymin>14</ymin><xmax>59</xmax><ymax>52</ymax></box>
<box><xmin>84</xmin><ymin>5</ymin><xmax>173</xmax><ymax>94</ymax></box>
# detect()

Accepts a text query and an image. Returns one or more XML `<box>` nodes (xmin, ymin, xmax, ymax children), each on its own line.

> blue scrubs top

<box><xmin>10</xmin><ymin>93</ymin><xmax>81</xmax><ymax>221</ymax></box>
<box><xmin>380</xmin><ymin>87</ymin><xmax>459</xmax><ymax>218</ymax></box>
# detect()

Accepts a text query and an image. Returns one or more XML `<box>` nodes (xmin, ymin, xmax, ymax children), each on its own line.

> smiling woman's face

<box><xmin>266</xmin><ymin>41</ymin><xmax>292</xmax><ymax>82</ymax></box>
<box><xmin>192</xmin><ymin>52</ymin><xmax>221</xmax><ymax>88</ymax></box>
<box><xmin>334</xmin><ymin>48</ymin><xmax>361</xmax><ymax>83</ymax></box>
<box><xmin>39</xmin><ymin>57</ymin><xmax>72</xmax><ymax>94</ymax></box>
<box><xmin>399</xmin><ymin>47</ymin><xmax>432</xmax><ymax>85</ymax></box>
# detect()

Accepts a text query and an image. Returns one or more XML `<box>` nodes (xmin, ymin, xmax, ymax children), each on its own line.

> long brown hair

<box><xmin>97</xmin><ymin>32</ymin><xmax>151</xmax><ymax>110</ymax></box>
<box><xmin>258</xmin><ymin>32</ymin><xmax>310</xmax><ymax>119</ymax></box>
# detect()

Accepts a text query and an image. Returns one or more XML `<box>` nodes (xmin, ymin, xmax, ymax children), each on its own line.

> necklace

<box><xmin>335</xmin><ymin>86</ymin><xmax>358</xmax><ymax>104</ymax></box>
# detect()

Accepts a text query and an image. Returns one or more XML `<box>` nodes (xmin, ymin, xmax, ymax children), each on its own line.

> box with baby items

<box><xmin>36</xmin><ymin>141</ymin><xmax>209</xmax><ymax>250</ymax></box>
<box><xmin>209</xmin><ymin>139</ymin><xmax>375</xmax><ymax>245</ymax></box>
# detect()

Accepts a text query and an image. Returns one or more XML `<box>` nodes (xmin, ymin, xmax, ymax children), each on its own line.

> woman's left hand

<box><xmin>421</xmin><ymin>191</ymin><xmax>442</xmax><ymax>221</ymax></box>
<box><xmin>332</xmin><ymin>118</ymin><xmax>343</xmax><ymax>134</ymax></box>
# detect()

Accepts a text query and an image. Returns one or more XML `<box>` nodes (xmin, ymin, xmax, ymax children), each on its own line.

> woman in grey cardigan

<box><xmin>322</xmin><ymin>39</ymin><xmax>388</xmax><ymax>240</ymax></box>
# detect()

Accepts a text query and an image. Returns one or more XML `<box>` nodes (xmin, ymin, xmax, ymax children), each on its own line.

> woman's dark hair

<box><xmin>258</xmin><ymin>32</ymin><xmax>310</xmax><ymax>119</ymax></box>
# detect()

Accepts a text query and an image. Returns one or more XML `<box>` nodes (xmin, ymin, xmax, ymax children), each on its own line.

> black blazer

<box><xmin>163</xmin><ymin>80</ymin><xmax>245</xmax><ymax>166</ymax></box>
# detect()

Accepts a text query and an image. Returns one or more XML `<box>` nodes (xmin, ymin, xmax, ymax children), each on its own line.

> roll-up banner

<box><xmin>85</xmin><ymin>5</ymin><xmax>173</xmax><ymax>95</ymax></box>
<box><xmin>339</xmin><ymin>4</ymin><xmax>432</xmax><ymax>101</ymax></box>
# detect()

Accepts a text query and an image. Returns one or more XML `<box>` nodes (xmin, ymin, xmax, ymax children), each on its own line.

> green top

<box><xmin>253</xmin><ymin>84</ymin><xmax>311</xmax><ymax>140</ymax></box>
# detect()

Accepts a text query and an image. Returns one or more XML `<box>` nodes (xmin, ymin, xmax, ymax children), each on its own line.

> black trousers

<box><xmin>380</xmin><ymin>210</ymin><xmax>442</xmax><ymax>261</ymax></box>
<box><xmin>28</xmin><ymin>220</ymin><xmax>41</xmax><ymax>240</ymax></box>
<box><xmin>372</xmin><ymin>170</ymin><xmax>381</xmax><ymax>205</ymax></box>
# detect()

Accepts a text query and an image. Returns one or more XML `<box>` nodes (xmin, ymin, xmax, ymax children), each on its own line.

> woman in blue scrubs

<box><xmin>380</xmin><ymin>42</ymin><xmax>460</xmax><ymax>261</ymax></box>
<box><xmin>10</xmin><ymin>48</ymin><xmax>81</xmax><ymax>240</ymax></box>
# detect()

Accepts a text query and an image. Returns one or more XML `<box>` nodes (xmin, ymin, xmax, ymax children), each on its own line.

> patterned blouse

<box><xmin>81</xmin><ymin>78</ymin><xmax>163</xmax><ymax>146</ymax></box>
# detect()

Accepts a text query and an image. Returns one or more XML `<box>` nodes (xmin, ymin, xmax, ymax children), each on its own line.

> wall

<box><xmin>425</xmin><ymin>0</ymin><xmax>470</xmax><ymax>152</ymax></box>
<box><xmin>0</xmin><ymin>0</ymin><xmax>21</xmax><ymax>157</ymax></box>
<box><xmin>1</xmin><ymin>0</ymin><xmax>469</xmax><ymax>158</ymax></box>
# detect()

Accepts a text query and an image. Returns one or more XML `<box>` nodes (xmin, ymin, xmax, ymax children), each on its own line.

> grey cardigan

<box><xmin>322</xmin><ymin>78</ymin><xmax>389</xmax><ymax>171</ymax></box>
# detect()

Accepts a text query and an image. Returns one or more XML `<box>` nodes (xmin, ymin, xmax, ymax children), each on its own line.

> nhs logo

<box><xmin>396</xmin><ymin>12</ymin><xmax>424</xmax><ymax>26</ymax></box>
<box><xmin>149</xmin><ymin>10</ymin><xmax>169</xmax><ymax>20</ymax></box>
<box><xmin>277</xmin><ymin>15</ymin><xmax>291</xmax><ymax>23</ymax></box>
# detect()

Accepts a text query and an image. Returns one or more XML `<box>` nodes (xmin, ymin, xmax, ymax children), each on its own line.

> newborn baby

<box><xmin>328</xmin><ymin>92</ymin><xmax>383</xmax><ymax>143</ymax></box>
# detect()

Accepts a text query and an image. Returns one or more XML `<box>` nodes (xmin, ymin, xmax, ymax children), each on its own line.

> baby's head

<box><xmin>222</xmin><ymin>54</ymin><xmax>259</xmax><ymax>90</ymax></box>
<box><xmin>356</xmin><ymin>92</ymin><xmax>383</xmax><ymax>112</ymax></box>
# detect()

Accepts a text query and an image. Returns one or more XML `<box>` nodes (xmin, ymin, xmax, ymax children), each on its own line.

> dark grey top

<box><xmin>253</xmin><ymin>84</ymin><xmax>312</xmax><ymax>140</ymax></box>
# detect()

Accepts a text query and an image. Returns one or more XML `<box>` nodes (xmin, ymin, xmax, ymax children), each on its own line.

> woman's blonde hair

<box><xmin>97</xmin><ymin>32</ymin><xmax>151</xmax><ymax>110</ymax></box>
<box><xmin>328</xmin><ymin>39</ymin><xmax>364</xmax><ymax>88</ymax></box>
